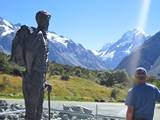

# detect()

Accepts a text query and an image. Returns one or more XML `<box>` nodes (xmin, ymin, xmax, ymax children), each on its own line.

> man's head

<box><xmin>36</xmin><ymin>10</ymin><xmax>51</xmax><ymax>31</ymax></box>
<box><xmin>135</xmin><ymin>67</ymin><xmax>147</xmax><ymax>84</ymax></box>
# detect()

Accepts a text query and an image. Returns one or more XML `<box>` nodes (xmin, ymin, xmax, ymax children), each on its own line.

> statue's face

<box><xmin>37</xmin><ymin>15</ymin><xmax>51</xmax><ymax>31</ymax></box>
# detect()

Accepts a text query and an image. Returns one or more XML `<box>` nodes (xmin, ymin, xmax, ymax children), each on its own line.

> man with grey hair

<box><xmin>125</xmin><ymin>67</ymin><xmax>160</xmax><ymax>120</ymax></box>
<box><xmin>11</xmin><ymin>10</ymin><xmax>52</xmax><ymax>120</ymax></box>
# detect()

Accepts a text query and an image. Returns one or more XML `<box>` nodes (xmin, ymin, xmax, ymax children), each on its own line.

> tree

<box><xmin>98</xmin><ymin>71</ymin><xmax>114</xmax><ymax>87</ymax></box>
<box><xmin>113</xmin><ymin>70</ymin><xmax>129</xmax><ymax>84</ymax></box>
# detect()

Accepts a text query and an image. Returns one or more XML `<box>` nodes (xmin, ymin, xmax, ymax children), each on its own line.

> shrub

<box><xmin>61</xmin><ymin>73</ymin><xmax>70</xmax><ymax>81</ymax></box>
<box><xmin>111</xmin><ymin>88</ymin><xmax>120</xmax><ymax>99</ymax></box>
<box><xmin>75</xmin><ymin>68</ymin><xmax>82</xmax><ymax>77</ymax></box>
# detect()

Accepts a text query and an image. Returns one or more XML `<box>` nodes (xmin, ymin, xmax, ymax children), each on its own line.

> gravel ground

<box><xmin>0</xmin><ymin>100</ymin><xmax>95</xmax><ymax>120</ymax></box>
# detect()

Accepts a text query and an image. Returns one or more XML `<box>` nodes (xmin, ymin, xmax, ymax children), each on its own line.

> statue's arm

<box><xmin>32</xmin><ymin>32</ymin><xmax>51</xmax><ymax>90</ymax></box>
<box><xmin>31</xmin><ymin>31</ymin><xmax>48</xmax><ymax>71</ymax></box>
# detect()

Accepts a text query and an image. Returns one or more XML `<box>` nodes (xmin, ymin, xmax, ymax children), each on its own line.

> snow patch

<box><xmin>124</xmin><ymin>45</ymin><xmax>133</xmax><ymax>54</ymax></box>
<box><xmin>47</xmin><ymin>32</ymin><xmax>69</xmax><ymax>47</ymax></box>
<box><xmin>0</xmin><ymin>25</ymin><xmax>14</xmax><ymax>36</ymax></box>
<box><xmin>2</xmin><ymin>19</ymin><xmax>13</xmax><ymax>28</ymax></box>
<box><xmin>91</xmin><ymin>49</ymin><xmax>100</xmax><ymax>56</ymax></box>
<box><xmin>102</xmin><ymin>51</ymin><xmax>115</xmax><ymax>59</ymax></box>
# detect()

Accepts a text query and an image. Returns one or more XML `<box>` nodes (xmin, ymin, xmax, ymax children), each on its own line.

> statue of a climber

<box><xmin>11</xmin><ymin>10</ymin><xmax>52</xmax><ymax>120</ymax></box>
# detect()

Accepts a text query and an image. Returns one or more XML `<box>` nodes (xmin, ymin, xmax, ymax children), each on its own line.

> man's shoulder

<box><xmin>129</xmin><ymin>85</ymin><xmax>139</xmax><ymax>91</ymax></box>
<box><xmin>127</xmin><ymin>88</ymin><xmax>135</xmax><ymax>95</ymax></box>
<box><xmin>131</xmin><ymin>83</ymin><xmax>157</xmax><ymax>93</ymax></box>
<box><xmin>128</xmin><ymin>84</ymin><xmax>143</xmax><ymax>93</ymax></box>
<box><xmin>145</xmin><ymin>83</ymin><xmax>157</xmax><ymax>89</ymax></box>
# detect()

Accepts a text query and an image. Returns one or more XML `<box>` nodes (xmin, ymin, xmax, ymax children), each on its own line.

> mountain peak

<box><xmin>130</xmin><ymin>28</ymin><xmax>145</xmax><ymax>34</ymax></box>
<box><xmin>0</xmin><ymin>17</ymin><xmax>14</xmax><ymax>36</ymax></box>
<box><xmin>96</xmin><ymin>28</ymin><xmax>148</xmax><ymax>69</ymax></box>
<box><xmin>0</xmin><ymin>17</ymin><xmax>13</xmax><ymax>29</ymax></box>
<box><xmin>122</xmin><ymin>28</ymin><xmax>146</xmax><ymax>39</ymax></box>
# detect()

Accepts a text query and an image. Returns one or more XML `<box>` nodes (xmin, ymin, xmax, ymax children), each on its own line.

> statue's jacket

<box><xmin>11</xmin><ymin>25</ymin><xmax>48</xmax><ymax>83</ymax></box>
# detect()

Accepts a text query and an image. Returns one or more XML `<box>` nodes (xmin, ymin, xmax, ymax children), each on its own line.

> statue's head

<box><xmin>36</xmin><ymin>10</ymin><xmax>51</xmax><ymax>31</ymax></box>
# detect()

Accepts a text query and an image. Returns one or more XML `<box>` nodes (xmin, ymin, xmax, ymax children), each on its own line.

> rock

<box><xmin>10</xmin><ymin>104</ymin><xmax>23</xmax><ymax>111</ymax></box>
<box><xmin>0</xmin><ymin>115</ymin><xmax>5</xmax><ymax>120</ymax></box>
<box><xmin>0</xmin><ymin>100</ymin><xmax>8</xmax><ymax>106</ymax></box>
<box><xmin>0</xmin><ymin>100</ymin><xmax>8</xmax><ymax>110</ymax></box>
<box><xmin>7</xmin><ymin>114</ymin><xmax>19</xmax><ymax>120</ymax></box>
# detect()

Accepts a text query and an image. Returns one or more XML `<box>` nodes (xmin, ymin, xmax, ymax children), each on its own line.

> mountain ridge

<box><xmin>0</xmin><ymin>17</ymin><xmax>106</xmax><ymax>70</ymax></box>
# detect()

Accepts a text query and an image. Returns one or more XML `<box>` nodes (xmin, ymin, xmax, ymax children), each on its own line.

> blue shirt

<box><xmin>125</xmin><ymin>83</ymin><xmax>160</xmax><ymax>120</ymax></box>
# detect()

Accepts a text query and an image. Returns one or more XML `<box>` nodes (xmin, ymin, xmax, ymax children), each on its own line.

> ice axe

<box><xmin>45</xmin><ymin>83</ymin><xmax>52</xmax><ymax>120</ymax></box>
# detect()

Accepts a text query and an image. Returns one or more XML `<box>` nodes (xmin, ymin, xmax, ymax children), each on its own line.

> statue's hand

<box><xmin>13</xmin><ymin>68</ymin><xmax>22</xmax><ymax>77</ymax></box>
<box><xmin>44</xmin><ymin>82</ymin><xmax>52</xmax><ymax>93</ymax></box>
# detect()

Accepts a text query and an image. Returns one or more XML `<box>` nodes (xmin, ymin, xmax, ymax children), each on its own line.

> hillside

<box><xmin>0</xmin><ymin>73</ymin><xmax>127</xmax><ymax>102</ymax></box>
<box><xmin>1</xmin><ymin>52</ymin><xmax>160</xmax><ymax>102</ymax></box>
<box><xmin>0</xmin><ymin>52</ymin><xmax>129</xmax><ymax>102</ymax></box>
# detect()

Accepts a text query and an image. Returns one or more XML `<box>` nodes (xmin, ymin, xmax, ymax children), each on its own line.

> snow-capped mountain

<box><xmin>46</xmin><ymin>32</ymin><xmax>106</xmax><ymax>69</ymax></box>
<box><xmin>0</xmin><ymin>17</ymin><xmax>17</xmax><ymax>54</ymax></box>
<box><xmin>117</xmin><ymin>31</ymin><xmax>160</xmax><ymax>75</ymax></box>
<box><xmin>0</xmin><ymin>18</ymin><xmax>14</xmax><ymax>36</ymax></box>
<box><xmin>96</xmin><ymin>28</ymin><xmax>149</xmax><ymax>69</ymax></box>
<box><xmin>0</xmin><ymin>17</ymin><xmax>106</xmax><ymax>70</ymax></box>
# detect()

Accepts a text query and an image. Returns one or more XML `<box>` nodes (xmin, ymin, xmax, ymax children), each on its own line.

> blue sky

<box><xmin>0</xmin><ymin>0</ymin><xmax>160</xmax><ymax>50</ymax></box>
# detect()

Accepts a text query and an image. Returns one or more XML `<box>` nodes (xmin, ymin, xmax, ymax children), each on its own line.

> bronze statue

<box><xmin>11</xmin><ymin>10</ymin><xmax>52</xmax><ymax>120</ymax></box>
